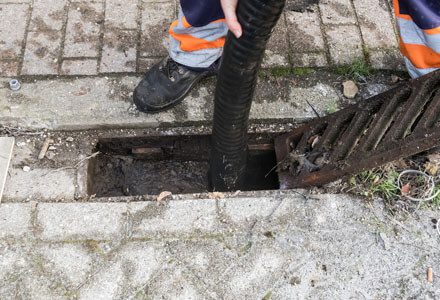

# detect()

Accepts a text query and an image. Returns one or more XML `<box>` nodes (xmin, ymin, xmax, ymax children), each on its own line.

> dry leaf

<box><xmin>157</xmin><ymin>191</ymin><xmax>172</xmax><ymax>202</ymax></box>
<box><xmin>401</xmin><ymin>183</ymin><xmax>411</xmax><ymax>195</ymax></box>
<box><xmin>424</xmin><ymin>162</ymin><xmax>439</xmax><ymax>176</ymax></box>
<box><xmin>209</xmin><ymin>192</ymin><xmax>225</xmax><ymax>199</ymax></box>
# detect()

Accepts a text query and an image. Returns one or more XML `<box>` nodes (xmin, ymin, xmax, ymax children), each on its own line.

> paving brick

<box><xmin>79</xmin><ymin>261</ymin><xmax>125</xmax><ymax>299</ymax></box>
<box><xmin>0</xmin><ymin>203</ymin><xmax>31</xmax><ymax>238</ymax></box>
<box><xmin>137</xmin><ymin>57</ymin><xmax>161</xmax><ymax>72</ymax></box>
<box><xmin>353</xmin><ymin>0</ymin><xmax>397</xmax><ymax>49</ymax></box>
<box><xmin>319</xmin><ymin>0</ymin><xmax>357</xmax><ymax>25</ymax></box>
<box><xmin>37</xmin><ymin>244</ymin><xmax>93</xmax><ymax>287</ymax></box>
<box><xmin>291</xmin><ymin>52</ymin><xmax>329</xmax><ymax>67</ymax></box>
<box><xmin>369</xmin><ymin>48</ymin><xmax>405</xmax><ymax>70</ymax></box>
<box><xmin>63</xmin><ymin>2</ymin><xmax>104</xmax><ymax>58</ymax></box>
<box><xmin>118</xmin><ymin>242</ymin><xmax>164</xmax><ymax>287</ymax></box>
<box><xmin>286</xmin><ymin>8</ymin><xmax>326</xmax><ymax>52</ymax></box>
<box><xmin>0</xmin><ymin>4</ymin><xmax>29</xmax><ymax>59</ymax></box>
<box><xmin>263</xmin><ymin>14</ymin><xmax>289</xmax><ymax>68</ymax></box>
<box><xmin>325</xmin><ymin>24</ymin><xmax>364</xmax><ymax>65</ymax></box>
<box><xmin>29</xmin><ymin>0</ymin><xmax>68</xmax><ymax>32</ymax></box>
<box><xmin>129</xmin><ymin>199</ymin><xmax>218</xmax><ymax>237</ymax></box>
<box><xmin>0</xmin><ymin>60</ymin><xmax>20</xmax><ymax>76</ymax></box>
<box><xmin>22</xmin><ymin>31</ymin><xmax>62</xmax><ymax>75</ymax></box>
<box><xmin>61</xmin><ymin>58</ymin><xmax>98</xmax><ymax>75</ymax></box>
<box><xmin>139</xmin><ymin>1</ymin><xmax>175</xmax><ymax>57</ymax></box>
<box><xmin>37</xmin><ymin>203</ymin><xmax>128</xmax><ymax>240</ymax></box>
<box><xmin>3</xmin><ymin>168</ymin><xmax>75</xmax><ymax>201</ymax></box>
<box><xmin>100</xmin><ymin>29</ymin><xmax>137</xmax><ymax>73</ymax></box>
<box><xmin>105</xmin><ymin>0</ymin><xmax>138</xmax><ymax>29</ymax></box>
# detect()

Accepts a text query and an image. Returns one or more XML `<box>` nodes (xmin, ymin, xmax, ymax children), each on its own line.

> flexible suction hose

<box><xmin>210</xmin><ymin>0</ymin><xmax>286</xmax><ymax>191</ymax></box>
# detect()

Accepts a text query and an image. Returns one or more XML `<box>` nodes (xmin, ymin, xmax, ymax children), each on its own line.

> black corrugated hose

<box><xmin>210</xmin><ymin>0</ymin><xmax>286</xmax><ymax>191</ymax></box>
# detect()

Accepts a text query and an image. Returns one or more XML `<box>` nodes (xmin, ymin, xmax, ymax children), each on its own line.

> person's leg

<box><xmin>170</xmin><ymin>0</ymin><xmax>227</xmax><ymax>68</ymax></box>
<box><xmin>394</xmin><ymin>0</ymin><xmax>440</xmax><ymax>78</ymax></box>
<box><xmin>133</xmin><ymin>0</ymin><xmax>227</xmax><ymax>113</ymax></box>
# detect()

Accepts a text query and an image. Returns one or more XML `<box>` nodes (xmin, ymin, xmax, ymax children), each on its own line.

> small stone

<box><xmin>23</xmin><ymin>166</ymin><xmax>31</xmax><ymax>172</ymax></box>
<box><xmin>66</xmin><ymin>137</ymin><xmax>74</xmax><ymax>142</ymax></box>
<box><xmin>343</xmin><ymin>80</ymin><xmax>359</xmax><ymax>99</ymax></box>
<box><xmin>16</xmin><ymin>142</ymin><xmax>26</xmax><ymax>147</ymax></box>
<box><xmin>48</xmin><ymin>146</ymin><xmax>57</xmax><ymax>151</ymax></box>
<box><xmin>391</xmin><ymin>75</ymin><xmax>402</xmax><ymax>83</ymax></box>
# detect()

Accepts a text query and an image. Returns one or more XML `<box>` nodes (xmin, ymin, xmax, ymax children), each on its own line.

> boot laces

<box><xmin>161</xmin><ymin>58</ymin><xmax>183</xmax><ymax>82</ymax></box>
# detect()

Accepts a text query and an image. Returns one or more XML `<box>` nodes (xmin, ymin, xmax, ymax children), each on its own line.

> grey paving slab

<box><xmin>262</xmin><ymin>14</ymin><xmax>289</xmax><ymax>68</ymax></box>
<box><xmin>319</xmin><ymin>0</ymin><xmax>357</xmax><ymax>25</ymax></box>
<box><xmin>61</xmin><ymin>58</ymin><xmax>98</xmax><ymax>75</ymax></box>
<box><xmin>139</xmin><ymin>1</ymin><xmax>176</xmax><ymax>57</ymax></box>
<box><xmin>0</xmin><ymin>3</ymin><xmax>29</xmax><ymax>60</ymax></box>
<box><xmin>286</xmin><ymin>8</ymin><xmax>326</xmax><ymax>53</ymax></box>
<box><xmin>325</xmin><ymin>24</ymin><xmax>365</xmax><ymax>65</ymax></box>
<box><xmin>21</xmin><ymin>30</ymin><xmax>62</xmax><ymax>75</ymax></box>
<box><xmin>0</xmin><ymin>202</ymin><xmax>31</xmax><ymax>238</ymax></box>
<box><xmin>0</xmin><ymin>137</ymin><xmax>14</xmax><ymax>203</ymax></box>
<box><xmin>105</xmin><ymin>0</ymin><xmax>138</xmax><ymax>30</ymax></box>
<box><xmin>37</xmin><ymin>202</ymin><xmax>128</xmax><ymax>241</ymax></box>
<box><xmin>100</xmin><ymin>29</ymin><xmax>137</xmax><ymax>73</ymax></box>
<box><xmin>353</xmin><ymin>0</ymin><xmax>397</xmax><ymax>49</ymax></box>
<box><xmin>63</xmin><ymin>2</ymin><xmax>104</xmax><ymax>58</ymax></box>
<box><xmin>3</xmin><ymin>167</ymin><xmax>76</xmax><ymax>202</ymax></box>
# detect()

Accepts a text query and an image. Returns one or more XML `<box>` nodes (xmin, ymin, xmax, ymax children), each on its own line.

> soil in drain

<box><xmin>91</xmin><ymin>156</ymin><xmax>209</xmax><ymax>197</ymax></box>
<box><xmin>88</xmin><ymin>139</ymin><xmax>279</xmax><ymax>197</ymax></box>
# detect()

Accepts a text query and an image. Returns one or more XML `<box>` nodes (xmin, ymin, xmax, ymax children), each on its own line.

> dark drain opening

<box><xmin>88</xmin><ymin>134</ymin><xmax>280</xmax><ymax>197</ymax></box>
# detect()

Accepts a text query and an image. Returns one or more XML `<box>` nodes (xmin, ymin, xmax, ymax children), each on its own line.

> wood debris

<box><xmin>157</xmin><ymin>191</ymin><xmax>172</xmax><ymax>202</ymax></box>
<box><xmin>38</xmin><ymin>138</ymin><xmax>54</xmax><ymax>160</ymax></box>
<box><xmin>427</xmin><ymin>267</ymin><xmax>433</xmax><ymax>283</ymax></box>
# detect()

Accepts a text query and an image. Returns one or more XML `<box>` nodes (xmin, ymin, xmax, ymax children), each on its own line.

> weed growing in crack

<box><xmin>335</xmin><ymin>59</ymin><xmax>373</xmax><ymax>80</ymax></box>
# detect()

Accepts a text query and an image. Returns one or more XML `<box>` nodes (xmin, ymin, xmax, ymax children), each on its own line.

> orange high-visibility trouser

<box><xmin>169</xmin><ymin>1</ymin><xmax>227</xmax><ymax>68</ymax></box>
<box><xmin>394</xmin><ymin>0</ymin><xmax>440</xmax><ymax>78</ymax></box>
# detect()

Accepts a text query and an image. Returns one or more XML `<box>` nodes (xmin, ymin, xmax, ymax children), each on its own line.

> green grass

<box><xmin>355</xmin><ymin>169</ymin><xmax>400</xmax><ymax>200</ymax></box>
<box><xmin>269</xmin><ymin>67</ymin><xmax>291</xmax><ymax>77</ymax></box>
<box><xmin>292</xmin><ymin>67</ymin><xmax>314</xmax><ymax>76</ymax></box>
<box><xmin>266</xmin><ymin>67</ymin><xmax>314</xmax><ymax>77</ymax></box>
<box><xmin>432</xmin><ymin>185</ymin><xmax>440</xmax><ymax>207</ymax></box>
<box><xmin>335</xmin><ymin>59</ymin><xmax>372</xmax><ymax>79</ymax></box>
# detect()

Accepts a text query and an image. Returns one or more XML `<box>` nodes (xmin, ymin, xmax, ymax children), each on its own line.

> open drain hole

<box><xmin>88</xmin><ymin>134</ymin><xmax>280</xmax><ymax>197</ymax></box>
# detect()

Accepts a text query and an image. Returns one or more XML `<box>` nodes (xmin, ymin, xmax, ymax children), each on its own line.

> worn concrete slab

<box><xmin>0</xmin><ymin>193</ymin><xmax>439</xmax><ymax>298</ymax></box>
<box><xmin>0</xmin><ymin>76</ymin><xmax>342</xmax><ymax>131</ymax></box>
<box><xmin>0</xmin><ymin>137</ymin><xmax>14</xmax><ymax>203</ymax></box>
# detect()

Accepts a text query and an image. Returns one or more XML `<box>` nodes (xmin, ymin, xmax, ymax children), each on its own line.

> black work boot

<box><xmin>133</xmin><ymin>56</ymin><xmax>219</xmax><ymax>113</ymax></box>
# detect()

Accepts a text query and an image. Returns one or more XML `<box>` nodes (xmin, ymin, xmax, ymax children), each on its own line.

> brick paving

<box><xmin>0</xmin><ymin>0</ymin><xmax>402</xmax><ymax>77</ymax></box>
<box><xmin>1</xmin><ymin>195</ymin><xmax>439</xmax><ymax>298</ymax></box>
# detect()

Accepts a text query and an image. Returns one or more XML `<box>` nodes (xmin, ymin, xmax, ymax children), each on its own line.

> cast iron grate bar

<box><xmin>274</xmin><ymin>70</ymin><xmax>440</xmax><ymax>189</ymax></box>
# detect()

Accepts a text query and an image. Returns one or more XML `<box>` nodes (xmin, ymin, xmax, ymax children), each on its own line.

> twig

<box><xmin>42</xmin><ymin>152</ymin><xmax>100</xmax><ymax>176</ymax></box>
<box><xmin>305</xmin><ymin>99</ymin><xmax>321</xmax><ymax>118</ymax></box>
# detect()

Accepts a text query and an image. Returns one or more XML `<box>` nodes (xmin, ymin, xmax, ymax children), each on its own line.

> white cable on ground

<box><xmin>397</xmin><ymin>169</ymin><xmax>440</xmax><ymax>202</ymax></box>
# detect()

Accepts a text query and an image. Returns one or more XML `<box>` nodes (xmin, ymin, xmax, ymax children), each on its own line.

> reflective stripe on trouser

<box><xmin>394</xmin><ymin>0</ymin><xmax>440</xmax><ymax>78</ymax></box>
<box><xmin>169</xmin><ymin>7</ymin><xmax>227</xmax><ymax>68</ymax></box>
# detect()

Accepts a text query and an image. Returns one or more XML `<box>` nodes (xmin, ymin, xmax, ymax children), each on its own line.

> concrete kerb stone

<box><xmin>0</xmin><ymin>203</ymin><xmax>32</xmax><ymax>239</ymax></box>
<box><xmin>36</xmin><ymin>202</ymin><xmax>129</xmax><ymax>241</ymax></box>
<box><xmin>0</xmin><ymin>76</ymin><xmax>343</xmax><ymax>131</ymax></box>
<box><xmin>128</xmin><ymin>199</ymin><xmax>220</xmax><ymax>238</ymax></box>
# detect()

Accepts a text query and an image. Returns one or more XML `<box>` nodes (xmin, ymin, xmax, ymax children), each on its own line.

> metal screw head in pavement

<box><xmin>9</xmin><ymin>79</ymin><xmax>21</xmax><ymax>91</ymax></box>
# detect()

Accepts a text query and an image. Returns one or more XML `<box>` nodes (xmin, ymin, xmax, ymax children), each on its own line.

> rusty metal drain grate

<box><xmin>275</xmin><ymin>70</ymin><xmax>440</xmax><ymax>189</ymax></box>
